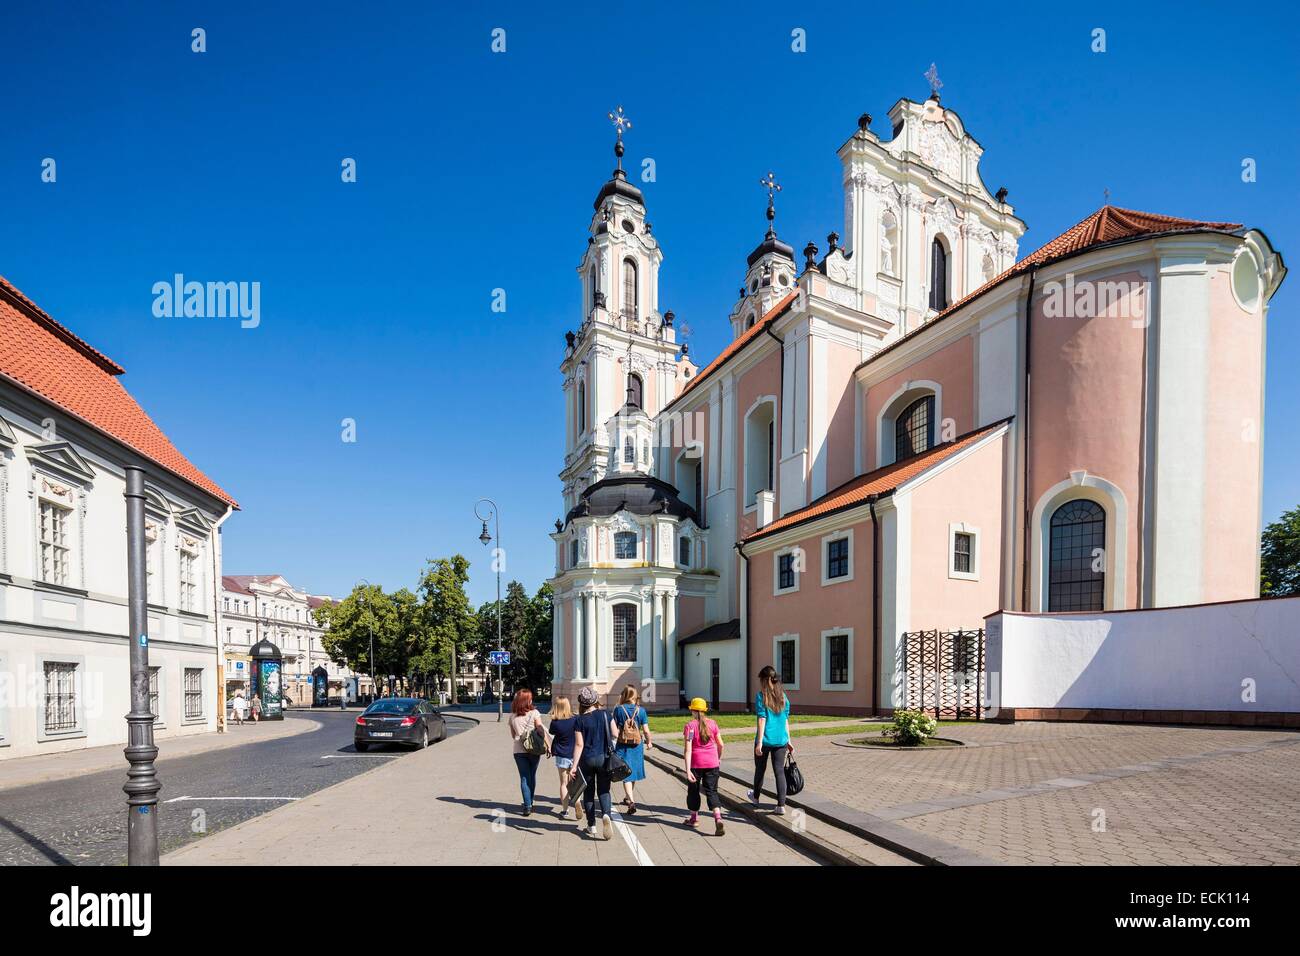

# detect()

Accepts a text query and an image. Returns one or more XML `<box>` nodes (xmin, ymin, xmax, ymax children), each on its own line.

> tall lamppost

<box><xmin>475</xmin><ymin>498</ymin><xmax>504</xmax><ymax>723</ymax></box>
<box><xmin>358</xmin><ymin>577</ymin><xmax>375</xmax><ymax>703</ymax></box>
<box><xmin>123</xmin><ymin>465</ymin><xmax>160</xmax><ymax>865</ymax></box>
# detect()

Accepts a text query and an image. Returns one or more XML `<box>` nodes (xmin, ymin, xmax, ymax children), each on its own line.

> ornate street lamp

<box><xmin>474</xmin><ymin>498</ymin><xmax>504</xmax><ymax>723</ymax></box>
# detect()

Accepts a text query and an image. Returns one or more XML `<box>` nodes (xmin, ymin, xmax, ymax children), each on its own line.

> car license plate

<box><xmin>371</xmin><ymin>731</ymin><xmax>393</xmax><ymax>737</ymax></box>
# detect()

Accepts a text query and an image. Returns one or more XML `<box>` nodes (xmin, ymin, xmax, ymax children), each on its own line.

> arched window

<box><xmin>929</xmin><ymin>238</ymin><xmax>949</xmax><ymax>310</ymax></box>
<box><xmin>612</xmin><ymin>603</ymin><xmax>638</xmax><ymax>661</ymax></box>
<box><xmin>894</xmin><ymin>396</ymin><xmax>934</xmax><ymax>461</ymax></box>
<box><xmin>1048</xmin><ymin>500</ymin><xmax>1106</xmax><ymax>612</ymax></box>
<box><xmin>627</xmin><ymin>373</ymin><xmax>643</xmax><ymax>409</ymax></box>
<box><xmin>569</xmin><ymin>538</ymin><xmax>579</xmax><ymax>569</ymax></box>
<box><xmin>588</xmin><ymin>263</ymin><xmax>598</xmax><ymax>312</ymax></box>
<box><xmin>577</xmin><ymin>381</ymin><xmax>586</xmax><ymax>433</ymax></box>
<box><xmin>623</xmin><ymin>258</ymin><xmax>638</xmax><ymax>318</ymax></box>
<box><xmin>746</xmin><ymin>314</ymin><xmax>756</xmax><ymax>329</ymax></box>
<box><xmin>623</xmin><ymin>437</ymin><xmax>634</xmax><ymax>464</ymax></box>
<box><xmin>744</xmin><ymin>400</ymin><xmax>776</xmax><ymax>506</ymax></box>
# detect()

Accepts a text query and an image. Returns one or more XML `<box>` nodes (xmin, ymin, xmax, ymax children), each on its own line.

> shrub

<box><xmin>882</xmin><ymin>709</ymin><xmax>938</xmax><ymax>747</ymax></box>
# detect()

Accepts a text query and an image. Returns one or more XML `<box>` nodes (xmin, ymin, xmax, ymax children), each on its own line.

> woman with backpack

<box><xmin>570</xmin><ymin>686</ymin><xmax>618</xmax><ymax>840</ymax></box>
<box><xmin>612</xmin><ymin>684</ymin><xmax>651</xmax><ymax>816</ymax></box>
<box><xmin>747</xmin><ymin>665</ymin><xmax>792</xmax><ymax>815</ymax></box>
<box><xmin>682</xmin><ymin>697</ymin><xmax>725</xmax><ymax>835</ymax></box>
<box><xmin>508</xmin><ymin>688</ymin><xmax>548</xmax><ymax>816</ymax></box>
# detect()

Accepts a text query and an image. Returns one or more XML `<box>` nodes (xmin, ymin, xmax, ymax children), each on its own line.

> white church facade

<box><xmin>548</xmin><ymin>90</ymin><xmax>1286</xmax><ymax>718</ymax></box>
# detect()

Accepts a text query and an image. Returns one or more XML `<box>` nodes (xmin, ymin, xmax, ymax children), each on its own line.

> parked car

<box><xmin>354</xmin><ymin>697</ymin><xmax>447</xmax><ymax>751</ymax></box>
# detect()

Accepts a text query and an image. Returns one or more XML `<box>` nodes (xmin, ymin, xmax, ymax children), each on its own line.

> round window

<box><xmin>622</xmin><ymin>219</ymin><xmax>635</xmax><ymax>234</ymax></box>
<box><xmin>1231</xmin><ymin>249</ymin><xmax>1260</xmax><ymax>312</ymax></box>
<box><xmin>778</xmin><ymin>273</ymin><xmax>790</xmax><ymax>286</ymax></box>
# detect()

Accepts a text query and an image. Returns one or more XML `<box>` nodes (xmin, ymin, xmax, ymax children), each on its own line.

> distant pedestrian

<box><xmin>339</xmin><ymin>685</ymin><xmax>347</xmax><ymax>710</ymax></box>
<box><xmin>547</xmin><ymin>697</ymin><xmax>579</xmax><ymax>819</ymax></box>
<box><xmin>682</xmin><ymin>697</ymin><xmax>725</xmax><ymax>835</ymax></box>
<box><xmin>231</xmin><ymin>691</ymin><xmax>247</xmax><ymax>725</ymax></box>
<box><xmin>612</xmin><ymin>685</ymin><xmax>651</xmax><ymax>815</ymax></box>
<box><xmin>747</xmin><ymin>665</ymin><xmax>791</xmax><ymax>815</ymax></box>
<box><xmin>571</xmin><ymin>687</ymin><xmax>617</xmax><ymax>840</ymax></box>
<box><xmin>251</xmin><ymin>694</ymin><xmax>262</xmax><ymax>723</ymax></box>
<box><xmin>508</xmin><ymin>688</ymin><xmax>547</xmax><ymax>816</ymax></box>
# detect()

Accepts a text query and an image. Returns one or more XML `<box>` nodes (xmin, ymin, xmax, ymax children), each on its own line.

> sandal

<box><xmin>683</xmin><ymin>816</ymin><xmax>699</xmax><ymax>828</ymax></box>
<box><xmin>625</xmin><ymin>803</ymin><xmax>637</xmax><ymax>816</ymax></box>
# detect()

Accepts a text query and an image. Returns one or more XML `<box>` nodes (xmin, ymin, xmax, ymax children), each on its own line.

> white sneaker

<box><xmin>745</xmin><ymin>789</ymin><xmax>761</xmax><ymax>806</ymax></box>
<box><xmin>587</xmin><ymin>824</ymin><xmax>599</xmax><ymax>838</ymax></box>
<box><xmin>773</xmin><ymin>806</ymin><xmax>787</xmax><ymax>816</ymax></box>
<box><xmin>601</xmin><ymin>814</ymin><xmax>613</xmax><ymax>840</ymax></box>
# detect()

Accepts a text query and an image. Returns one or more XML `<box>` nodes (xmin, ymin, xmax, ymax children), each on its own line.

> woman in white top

<box><xmin>507</xmin><ymin>688</ymin><xmax>548</xmax><ymax>816</ymax></box>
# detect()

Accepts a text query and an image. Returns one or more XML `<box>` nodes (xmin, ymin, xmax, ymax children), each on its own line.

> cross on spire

<box><xmin>760</xmin><ymin>171</ymin><xmax>782</xmax><ymax>237</ymax></box>
<box><xmin>608</xmin><ymin>105</ymin><xmax>632</xmax><ymax>170</ymax></box>
<box><xmin>924</xmin><ymin>62</ymin><xmax>943</xmax><ymax>101</ymax></box>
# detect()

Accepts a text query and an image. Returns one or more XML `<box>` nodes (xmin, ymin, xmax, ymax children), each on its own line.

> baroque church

<box><xmin>548</xmin><ymin>90</ymin><xmax>1286</xmax><ymax>714</ymax></box>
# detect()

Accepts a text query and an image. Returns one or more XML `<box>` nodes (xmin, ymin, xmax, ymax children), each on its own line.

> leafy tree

<box><xmin>1261</xmin><ymin>506</ymin><xmax>1300</xmax><ymax>597</ymax></box>
<box><xmin>414</xmin><ymin>555</ymin><xmax>474</xmax><ymax>701</ymax></box>
<box><xmin>316</xmin><ymin>583</ymin><xmax>407</xmax><ymax>690</ymax></box>
<box><xmin>473</xmin><ymin>581</ymin><xmax>554</xmax><ymax>694</ymax></box>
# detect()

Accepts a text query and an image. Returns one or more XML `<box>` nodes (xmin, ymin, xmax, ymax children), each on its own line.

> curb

<box><xmin>643</xmin><ymin>749</ymin><xmax>872</xmax><ymax>867</ymax></box>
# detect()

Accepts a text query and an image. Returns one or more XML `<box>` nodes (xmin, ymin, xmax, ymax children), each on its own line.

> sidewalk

<box><xmin>164</xmin><ymin>716</ymin><xmax>830</xmax><ymax>866</ymax></box>
<box><xmin>0</xmin><ymin>715</ymin><xmax>318</xmax><ymax>793</ymax></box>
<box><xmin>658</xmin><ymin>720</ymin><xmax>1300</xmax><ymax>865</ymax></box>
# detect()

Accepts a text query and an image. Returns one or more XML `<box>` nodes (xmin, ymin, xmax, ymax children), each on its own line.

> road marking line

<box><xmin>163</xmin><ymin>796</ymin><xmax>300</xmax><ymax>803</ymax></box>
<box><xmin>609</xmin><ymin>810</ymin><xmax>655</xmax><ymax>866</ymax></box>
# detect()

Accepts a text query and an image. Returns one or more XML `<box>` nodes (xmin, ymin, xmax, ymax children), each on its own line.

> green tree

<box><xmin>473</xmin><ymin>580</ymin><xmax>549</xmax><ymax>693</ymax></box>
<box><xmin>317</xmin><ymin>583</ymin><xmax>407</xmax><ymax>693</ymax></box>
<box><xmin>414</xmin><ymin>555</ymin><xmax>474</xmax><ymax>701</ymax></box>
<box><xmin>1261</xmin><ymin>506</ymin><xmax>1300</xmax><ymax>596</ymax></box>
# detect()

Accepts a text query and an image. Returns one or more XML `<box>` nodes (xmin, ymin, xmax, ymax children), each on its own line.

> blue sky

<box><xmin>2</xmin><ymin>1</ymin><xmax>1296</xmax><ymax>605</ymax></box>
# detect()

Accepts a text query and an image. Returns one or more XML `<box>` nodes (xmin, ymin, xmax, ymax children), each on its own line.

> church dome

<box><xmin>593</xmin><ymin>167</ymin><xmax>644</xmax><ymax>211</ymax></box>
<box><xmin>564</xmin><ymin>474</ymin><xmax>699</xmax><ymax>528</ymax></box>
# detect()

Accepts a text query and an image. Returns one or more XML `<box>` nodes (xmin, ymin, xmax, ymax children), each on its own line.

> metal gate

<box><xmin>901</xmin><ymin>628</ymin><xmax>985</xmax><ymax>719</ymax></box>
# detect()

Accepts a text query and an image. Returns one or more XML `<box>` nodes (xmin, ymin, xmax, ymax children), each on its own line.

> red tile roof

<box><xmin>667</xmin><ymin>290</ymin><xmax>799</xmax><ymax>408</ymax></box>
<box><xmin>222</xmin><ymin>575</ymin><xmax>254</xmax><ymax>595</ymax></box>
<box><xmin>744</xmin><ymin>418</ymin><xmax>1010</xmax><ymax>543</ymax></box>
<box><xmin>0</xmin><ymin>275</ymin><xmax>236</xmax><ymax>507</ymax></box>
<box><xmin>861</xmin><ymin>206</ymin><xmax>1242</xmax><ymax>369</ymax></box>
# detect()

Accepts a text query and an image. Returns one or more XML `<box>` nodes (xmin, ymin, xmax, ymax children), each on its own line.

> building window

<box><xmin>223</xmin><ymin>597</ymin><xmax>230</xmax><ymax>612</ymax></box>
<box><xmin>777</xmin><ymin>553</ymin><xmax>796</xmax><ymax>591</ymax></box>
<box><xmin>678</xmin><ymin>536</ymin><xmax>691</xmax><ymax>567</ymax></box>
<box><xmin>145</xmin><ymin>523</ymin><xmax>158</xmax><ymax>602</ymax></box>
<box><xmin>894</xmin><ymin>395</ymin><xmax>934</xmax><ymax>462</ymax></box>
<box><xmin>570</xmin><ymin>538</ymin><xmax>579</xmax><ymax>569</ymax></box>
<box><xmin>954</xmin><ymin>533</ymin><xmax>973</xmax><ymax>573</ymax></box>
<box><xmin>929</xmin><ymin>238</ymin><xmax>949</xmax><ymax>311</ymax></box>
<box><xmin>627</xmin><ymin>373</ymin><xmax>643</xmax><ymax>409</ymax></box>
<box><xmin>612</xmin><ymin>603</ymin><xmax>638</xmax><ymax>662</ymax></box>
<box><xmin>588</xmin><ymin>263</ymin><xmax>598</xmax><ymax>313</ymax></box>
<box><xmin>825</xmin><ymin>633</ymin><xmax>849</xmax><ymax>687</ymax></box>
<box><xmin>184</xmin><ymin>668</ymin><xmax>204</xmax><ymax>719</ymax></box>
<box><xmin>624</xmin><ymin>437</ymin><xmax>634</xmax><ymax>463</ymax></box>
<box><xmin>243</xmin><ymin>601</ymin><xmax>249</xmax><ymax>614</ymax></box>
<box><xmin>148</xmin><ymin>666</ymin><xmax>161</xmax><ymax>722</ymax></box>
<box><xmin>744</xmin><ymin>400</ymin><xmax>776</xmax><ymax>507</ymax></box>
<box><xmin>43</xmin><ymin>661</ymin><xmax>78</xmax><ymax>733</ymax></box>
<box><xmin>826</xmin><ymin>537</ymin><xmax>849</xmax><ymax>579</ymax></box>
<box><xmin>777</xmin><ymin>638</ymin><xmax>797</xmax><ymax>686</ymax></box>
<box><xmin>38</xmin><ymin>501</ymin><xmax>71</xmax><ymax>585</ymax></box>
<box><xmin>614</xmin><ymin>530</ymin><xmax>637</xmax><ymax>560</ymax></box>
<box><xmin>577</xmin><ymin>381</ymin><xmax>586</xmax><ymax>434</ymax></box>
<box><xmin>1048</xmin><ymin>500</ymin><xmax>1106</xmax><ymax>612</ymax></box>
<box><xmin>623</xmin><ymin>258</ymin><xmax>639</xmax><ymax>318</ymax></box>
<box><xmin>180</xmin><ymin>549</ymin><xmax>198</xmax><ymax>612</ymax></box>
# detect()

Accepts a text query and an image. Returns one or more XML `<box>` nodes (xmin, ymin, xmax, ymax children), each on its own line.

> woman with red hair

<box><xmin>508</xmin><ymin>688</ymin><xmax>547</xmax><ymax>815</ymax></box>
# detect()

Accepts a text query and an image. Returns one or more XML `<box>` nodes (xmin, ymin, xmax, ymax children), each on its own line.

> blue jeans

<box><xmin>514</xmin><ymin>753</ymin><xmax>541</xmax><ymax>808</ymax></box>
<box><xmin>580</xmin><ymin>761</ymin><xmax>613</xmax><ymax>826</ymax></box>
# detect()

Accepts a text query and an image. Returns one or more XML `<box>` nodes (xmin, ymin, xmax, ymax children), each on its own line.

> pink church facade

<box><xmin>549</xmin><ymin>92</ymin><xmax>1286</xmax><ymax>716</ymax></box>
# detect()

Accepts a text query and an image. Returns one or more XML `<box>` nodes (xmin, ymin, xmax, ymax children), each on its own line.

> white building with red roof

<box><xmin>550</xmin><ymin>92</ymin><xmax>1289</xmax><ymax>722</ymax></box>
<box><xmin>0</xmin><ymin>276</ymin><xmax>236</xmax><ymax>759</ymax></box>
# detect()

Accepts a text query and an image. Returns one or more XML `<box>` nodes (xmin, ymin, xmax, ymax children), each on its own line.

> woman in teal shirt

<box><xmin>747</xmin><ymin>665</ymin><xmax>792</xmax><ymax>814</ymax></box>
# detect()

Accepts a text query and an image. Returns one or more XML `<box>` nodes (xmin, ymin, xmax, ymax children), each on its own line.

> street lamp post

<box><xmin>123</xmin><ymin>465</ymin><xmax>160</xmax><ymax>865</ymax></box>
<box><xmin>475</xmin><ymin>498</ymin><xmax>504</xmax><ymax>723</ymax></box>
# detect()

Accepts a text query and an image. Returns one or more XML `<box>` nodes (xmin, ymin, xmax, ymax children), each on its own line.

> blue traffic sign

<box><xmin>488</xmin><ymin>651</ymin><xmax>511</xmax><ymax>666</ymax></box>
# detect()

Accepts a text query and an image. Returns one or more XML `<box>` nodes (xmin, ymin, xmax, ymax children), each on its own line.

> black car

<box><xmin>354</xmin><ymin>698</ymin><xmax>447</xmax><ymax>751</ymax></box>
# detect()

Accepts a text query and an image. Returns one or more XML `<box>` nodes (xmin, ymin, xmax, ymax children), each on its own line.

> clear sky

<box><xmin>2</xmin><ymin>1</ymin><xmax>1296</xmax><ymax>605</ymax></box>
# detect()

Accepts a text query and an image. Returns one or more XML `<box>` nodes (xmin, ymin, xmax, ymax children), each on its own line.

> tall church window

<box><xmin>744</xmin><ymin>400</ymin><xmax>776</xmax><ymax>507</ymax></box>
<box><xmin>627</xmin><ymin>373</ymin><xmax>643</xmax><ymax>409</ymax></box>
<box><xmin>577</xmin><ymin>381</ymin><xmax>586</xmax><ymax>434</ymax></box>
<box><xmin>1048</xmin><ymin>500</ymin><xmax>1106</xmax><ymax>612</ymax></box>
<box><xmin>929</xmin><ymin>238</ymin><xmax>949</xmax><ymax>311</ymax></box>
<box><xmin>894</xmin><ymin>396</ymin><xmax>934</xmax><ymax>462</ymax></box>
<box><xmin>612</xmin><ymin>603</ymin><xmax>638</xmax><ymax>662</ymax></box>
<box><xmin>614</xmin><ymin>531</ymin><xmax>637</xmax><ymax>560</ymax></box>
<box><xmin>624</xmin><ymin>437</ymin><xmax>634</xmax><ymax>464</ymax></box>
<box><xmin>623</xmin><ymin>258</ymin><xmax>639</xmax><ymax>319</ymax></box>
<box><xmin>588</xmin><ymin>263</ymin><xmax>598</xmax><ymax>313</ymax></box>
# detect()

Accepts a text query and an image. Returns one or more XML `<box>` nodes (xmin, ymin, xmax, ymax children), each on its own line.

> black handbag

<box><xmin>604</xmin><ymin>744</ymin><xmax>632</xmax><ymax>782</ymax></box>
<box><xmin>784</xmin><ymin>750</ymin><xmax>805</xmax><ymax>796</ymax></box>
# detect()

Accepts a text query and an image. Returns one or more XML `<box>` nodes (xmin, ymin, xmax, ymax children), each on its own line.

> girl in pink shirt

<box><xmin>682</xmin><ymin>697</ymin><xmax>725</xmax><ymax>835</ymax></box>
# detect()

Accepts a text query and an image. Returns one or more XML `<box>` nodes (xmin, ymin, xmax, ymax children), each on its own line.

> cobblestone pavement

<box><xmin>717</xmin><ymin>721</ymin><xmax>1300</xmax><ymax>865</ymax></box>
<box><xmin>166</xmin><ymin>716</ymin><xmax>822</xmax><ymax>866</ymax></box>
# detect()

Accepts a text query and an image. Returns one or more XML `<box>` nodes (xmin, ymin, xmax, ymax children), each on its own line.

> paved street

<box><xmin>707</xmin><ymin>720</ymin><xmax>1300</xmax><ymax>865</ymax></box>
<box><xmin>165</xmin><ymin>713</ymin><xmax>828</xmax><ymax>866</ymax></box>
<box><xmin>0</xmin><ymin>710</ymin><xmax>468</xmax><ymax>865</ymax></box>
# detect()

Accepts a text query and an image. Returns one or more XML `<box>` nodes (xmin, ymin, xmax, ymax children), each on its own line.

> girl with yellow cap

<box><xmin>682</xmin><ymin>697</ymin><xmax>725</xmax><ymax>835</ymax></box>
